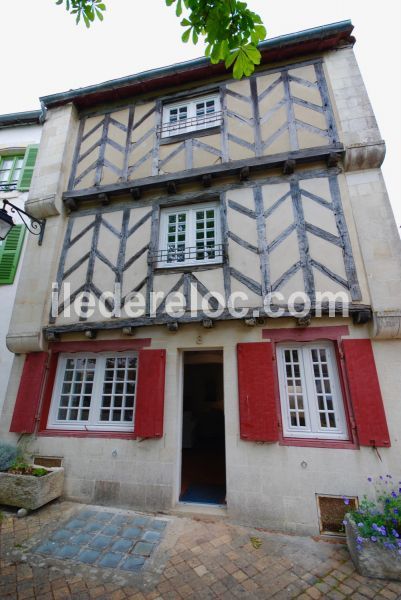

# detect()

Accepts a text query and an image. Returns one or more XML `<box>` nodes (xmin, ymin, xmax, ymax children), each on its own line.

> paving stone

<box><xmin>121</xmin><ymin>527</ymin><xmax>141</xmax><ymax>539</ymax></box>
<box><xmin>132</xmin><ymin>541</ymin><xmax>155</xmax><ymax>557</ymax></box>
<box><xmin>65</xmin><ymin>519</ymin><xmax>86</xmax><ymax>531</ymax></box>
<box><xmin>70</xmin><ymin>533</ymin><xmax>93</xmax><ymax>545</ymax></box>
<box><xmin>34</xmin><ymin>541</ymin><xmax>58</xmax><ymax>556</ymax></box>
<box><xmin>77</xmin><ymin>549</ymin><xmax>101</xmax><ymax>564</ymax></box>
<box><xmin>78</xmin><ymin>510</ymin><xmax>99</xmax><ymax>520</ymax></box>
<box><xmin>2</xmin><ymin>500</ymin><xmax>401</xmax><ymax>599</ymax></box>
<box><xmin>50</xmin><ymin>529</ymin><xmax>73</xmax><ymax>542</ymax></box>
<box><xmin>98</xmin><ymin>552</ymin><xmax>125</xmax><ymax>568</ymax></box>
<box><xmin>132</xmin><ymin>517</ymin><xmax>150</xmax><ymax>528</ymax></box>
<box><xmin>54</xmin><ymin>544</ymin><xmax>81</xmax><ymax>559</ymax></box>
<box><xmin>83</xmin><ymin>523</ymin><xmax>103</xmax><ymax>534</ymax></box>
<box><xmin>120</xmin><ymin>556</ymin><xmax>145</xmax><ymax>572</ymax></box>
<box><xmin>88</xmin><ymin>535</ymin><xmax>113</xmax><ymax>550</ymax></box>
<box><xmin>141</xmin><ymin>531</ymin><xmax>161</xmax><ymax>543</ymax></box>
<box><xmin>111</xmin><ymin>514</ymin><xmax>132</xmax><ymax>526</ymax></box>
<box><xmin>92</xmin><ymin>512</ymin><xmax>114</xmax><ymax>523</ymax></box>
<box><xmin>101</xmin><ymin>524</ymin><xmax>121</xmax><ymax>536</ymax></box>
<box><xmin>150</xmin><ymin>520</ymin><xmax>168</xmax><ymax>531</ymax></box>
<box><xmin>111</xmin><ymin>539</ymin><xmax>134</xmax><ymax>553</ymax></box>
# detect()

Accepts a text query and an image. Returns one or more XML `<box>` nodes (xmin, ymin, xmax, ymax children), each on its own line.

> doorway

<box><xmin>180</xmin><ymin>350</ymin><xmax>226</xmax><ymax>505</ymax></box>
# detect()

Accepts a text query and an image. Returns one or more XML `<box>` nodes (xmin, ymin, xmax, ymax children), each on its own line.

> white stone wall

<box><xmin>1</xmin><ymin>318</ymin><xmax>400</xmax><ymax>534</ymax></box>
<box><xmin>0</xmin><ymin>123</ymin><xmax>42</xmax><ymax>419</ymax></box>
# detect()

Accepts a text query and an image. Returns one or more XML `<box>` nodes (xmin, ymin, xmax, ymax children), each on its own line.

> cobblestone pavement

<box><xmin>1</xmin><ymin>500</ymin><xmax>401</xmax><ymax>599</ymax></box>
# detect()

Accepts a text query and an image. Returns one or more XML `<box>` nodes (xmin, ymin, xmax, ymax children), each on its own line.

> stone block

<box><xmin>0</xmin><ymin>467</ymin><xmax>64</xmax><ymax>510</ymax></box>
<box><xmin>346</xmin><ymin>518</ymin><xmax>401</xmax><ymax>580</ymax></box>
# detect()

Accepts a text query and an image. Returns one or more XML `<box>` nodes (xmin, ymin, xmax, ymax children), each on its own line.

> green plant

<box><xmin>8</xmin><ymin>459</ymin><xmax>49</xmax><ymax>477</ymax></box>
<box><xmin>0</xmin><ymin>442</ymin><xmax>18</xmax><ymax>472</ymax></box>
<box><xmin>343</xmin><ymin>475</ymin><xmax>401</xmax><ymax>554</ymax></box>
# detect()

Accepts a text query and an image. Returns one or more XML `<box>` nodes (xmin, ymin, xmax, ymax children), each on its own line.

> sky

<box><xmin>1</xmin><ymin>1</ymin><xmax>400</xmax><ymax>228</ymax></box>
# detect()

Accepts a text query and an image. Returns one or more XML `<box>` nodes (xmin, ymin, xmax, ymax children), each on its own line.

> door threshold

<box><xmin>172</xmin><ymin>502</ymin><xmax>228</xmax><ymax>518</ymax></box>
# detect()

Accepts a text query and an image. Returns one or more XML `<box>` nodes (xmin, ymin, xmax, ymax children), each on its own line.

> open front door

<box><xmin>180</xmin><ymin>350</ymin><xmax>226</xmax><ymax>505</ymax></box>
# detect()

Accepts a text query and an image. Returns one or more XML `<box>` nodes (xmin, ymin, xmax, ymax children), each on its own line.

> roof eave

<box><xmin>0</xmin><ymin>110</ymin><xmax>42</xmax><ymax>129</ymax></box>
<box><xmin>40</xmin><ymin>20</ymin><xmax>354</xmax><ymax>110</ymax></box>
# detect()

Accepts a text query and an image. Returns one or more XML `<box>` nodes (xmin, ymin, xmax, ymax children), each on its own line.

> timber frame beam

<box><xmin>63</xmin><ymin>144</ymin><xmax>344</xmax><ymax>209</ymax></box>
<box><xmin>43</xmin><ymin>304</ymin><xmax>371</xmax><ymax>339</ymax></box>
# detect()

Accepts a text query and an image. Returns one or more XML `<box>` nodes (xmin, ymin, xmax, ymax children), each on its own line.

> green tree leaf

<box><xmin>55</xmin><ymin>0</ymin><xmax>266</xmax><ymax>78</ymax></box>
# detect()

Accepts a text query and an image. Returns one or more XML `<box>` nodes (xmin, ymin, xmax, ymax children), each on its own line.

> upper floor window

<box><xmin>0</xmin><ymin>155</ymin><xmax>24</xmax><ymax>191</ymax></box>
<box><xmin>156</xmin><ymin>202</ymin><xmax>223</xmax><ymax>267</ymax></box>
<box><xmin>0</xmin><ymin>145</ymin><xmax>39</xmax><ymax>192</ymax></box>
<box><xmin>277</xmin><ymin>342</ymin><xmax>348</xmax><ymax>440</ymax></box>
<box><xmin>161</xmin><ymin>94</ymin><xmax>221</xmax><ymax>138</ymax></box>
<box><xmin>47</xmin><ymin>353</ymin><xmax>137</xmax><ymax>432</ymax></box>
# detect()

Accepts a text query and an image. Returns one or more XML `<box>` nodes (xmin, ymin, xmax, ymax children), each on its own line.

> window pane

<box><xmin>165</xmin><ymin>212</ymin><xmax>187</xmax><ymax>263</ymax></box>
<box><xmin>56</xmin><ymin>357</ymin><xmax>96</xmax><ymax>421</ymax></box>
<box><xmin>282</xmin><ymin>349</ymin><xmax>307</xmax><ymax>429</ymax></box>
<box><xmin>310</xmin><ymin>347</ymin><xmax>337</xmax><ymax>430</ymax></box>
<box><xmin>99</xmin><ymin>355</ymin><xmax>137</xmax><ymax>424</ymax></box>
<box><xmin>195</xmin><ymin>208</ymin><xmax>216</xmax><ymax>260</ymax></box>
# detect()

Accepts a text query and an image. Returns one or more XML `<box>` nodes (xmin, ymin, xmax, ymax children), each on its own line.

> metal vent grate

<box><xmin>317</xmin><ymin>494</ymin><xmax>358</xmax><ymax>535</ymax></box>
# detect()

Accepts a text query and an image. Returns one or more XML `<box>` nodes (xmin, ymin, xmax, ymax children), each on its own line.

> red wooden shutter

<box><xmin>9</xmin><ymin>352</ymin><xmax>48</xmax><ymax>433</ymax></box>
<box><xmin>342</xmin><ymin>339</ymin><xmax>390</xmax><ymax>447</ymax></box>
<box><xmin>237</xmin><ymin>342</ymin><xmax>279</xmax><ymax>442</ymax></box>
<box><xmin>134</xmin><ymin>349</ymin><xmax>166</xmax><ymax>438</ymax></box>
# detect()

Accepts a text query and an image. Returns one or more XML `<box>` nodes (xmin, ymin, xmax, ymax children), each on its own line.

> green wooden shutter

<box><xmin>0</xmin><ymin>225</ymin><xmax>26</xmax><ymax>284</ymax></box>
<box><xmin>17</xmin><ymin>145</ymin><xmax>39</xmax><ymax>191</ymax></box>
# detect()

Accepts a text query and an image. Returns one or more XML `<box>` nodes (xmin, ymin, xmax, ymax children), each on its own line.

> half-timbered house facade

<box><xmin>1</xmin><ymin>21</ymin><xmax>401</xmax><ymax>533</ymax></box>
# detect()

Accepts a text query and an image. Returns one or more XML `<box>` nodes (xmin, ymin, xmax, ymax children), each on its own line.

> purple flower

<box><xmin>342</xmin><ymin>520</ymin><xmax>348</xmax><ymax>526</ymax></box>
<box><xmin>392</xmin><ymin>529</ymin><xmax>400</xmax><ymax>538</ymax></box>
<box><xmin>394</xmin><ymin>509</ymin><xmax>399</xmax><ymax>515</ymax></box>
<box><xmin>357</xmin><ymin>522</ymin><xmax>364</xmax><ymax>528</ymax></box>
<box><xmin>357</xmin><ymin>536</ymin><xmax>364</xmax><ymax>544</ymax></box>
<box><xmin>387</xmin><ymin>475</ymin><xmax>392</xmax><ymax>479</ymax></box>
<box><xmin>367</xmin><ymin>477</ymin><xmax>373</xmax><ymax>482</ymax></box>
<box><xmin>392</xmin><ymin>491</ymin><xmax>397</xmax><ymax>498</ymax></box>
<box><xmin>380</xmin><ymin>476</ymin><xmax>384</xmax><ymax>480</ymax></box>
<box><xmin>343</xmin><ymin>496</ymin><xmax>350</xmax><ymax>505</ymax></box>
<box><xmin>371</xmin><ymin>536</ymin><xmax>377</xmax><ymax>542</ymax></box>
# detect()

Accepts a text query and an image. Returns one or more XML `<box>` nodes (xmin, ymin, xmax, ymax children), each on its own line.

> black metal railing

<box><xmin>159</xmin><ymin>111</ymin><xmax>223</xmax><ymax>136</ymax></box>
<box><xmin>150</xmin><ymin>243</ymin><xmax>225</xmax><ymax>264</ymax></box>
<box><xmin>0</xmin><ymin>182</ymin><xmax>18</xmax><ymax>192</ymax></box>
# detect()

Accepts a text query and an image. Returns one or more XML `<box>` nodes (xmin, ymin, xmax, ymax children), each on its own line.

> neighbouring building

<box><xmin>1</xmin><ymin>21</ymin><xmax>401</xmax><ymax>534</ymax></box>
<box><xmin>0</xmin><ymin>111</ymin><xmax>41</xmax><ymax>418</ymax></box>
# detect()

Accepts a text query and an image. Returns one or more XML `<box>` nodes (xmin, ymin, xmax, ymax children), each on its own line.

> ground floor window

<box><xmin>277</xmin><ymin>342</ymin><xmax>348</xmax><ymax>440</ymax></box>
<box><xmin>47</xmin><ymin>352</ymin><xmax>137</xmax><ymax>431</ymax></box>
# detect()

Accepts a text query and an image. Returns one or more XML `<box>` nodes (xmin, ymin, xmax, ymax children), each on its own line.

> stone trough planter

<box><xmin>345</xmin><ymin>516</ymin><xmax>401</xmax><ymax>581</ymax></box>
<box><xmin>0</xmin><ymin>467</ymin><xmax>64</xmax><ymax>511</ymax></box>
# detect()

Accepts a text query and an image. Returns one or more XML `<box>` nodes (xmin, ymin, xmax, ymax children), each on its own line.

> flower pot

<box><xmin>0</xmin><ymin>467</ymin><xmax>64</xmax><ymax>511</ymax></box>
<box><xmin>345</xmin><ymin>516</ymin><xmax>401</xmax><ymax>581</ymax></box>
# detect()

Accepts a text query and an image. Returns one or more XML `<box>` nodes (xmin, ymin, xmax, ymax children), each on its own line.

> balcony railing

<box><xmin>0</xmin><ymin>182</ymin><xmax>18</xmax><ymax>192</ymax></box>
<box><xmin>159</xmin><ymin>112</ymin><xmax>223</xmax><ymax>137</ymax></box>
<box><xmin>149</xmin><ymin>243</ymin><xmax>225</xmax><ymax>265</ymax></box>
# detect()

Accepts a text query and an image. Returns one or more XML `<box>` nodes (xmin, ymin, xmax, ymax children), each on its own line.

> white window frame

<box><xmin>161</xmin><ymin>94</ymin><xmax>221</xmax><ymax>138</ymax></box>
<box><xmin>47</xmin><ymin>352</ymin><xmax>138</xmax><ymax>432</ymax></box>
<box><xmin>158</xmin><ymin>201</ymin><xmax>223</xmax><ymax>268</ymax></box>
<box><xmin>277</xmin><ymin>341</ymin><xmax>348</xmax><ymax>440</ymax></box>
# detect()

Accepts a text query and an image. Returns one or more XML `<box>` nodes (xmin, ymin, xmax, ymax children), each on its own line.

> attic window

<box><xmin>161</xmin><ymin>94</ymin><xmax>221</xmax><ymax>138</ymax></box>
